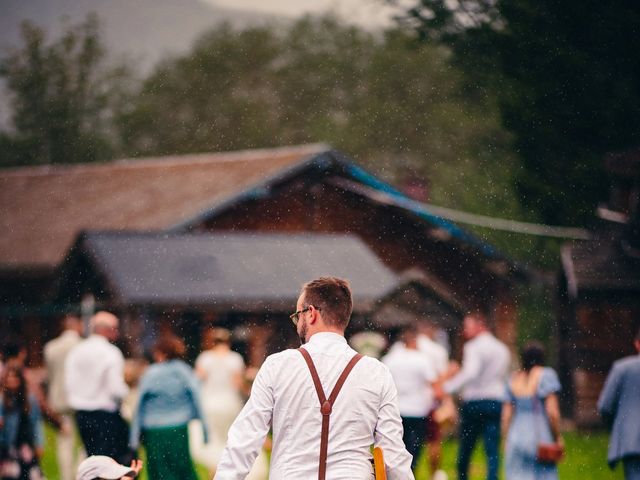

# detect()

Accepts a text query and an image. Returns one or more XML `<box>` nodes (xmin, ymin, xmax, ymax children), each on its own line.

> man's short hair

<box><xmin>89</xmin><ymin>311</ymin><xmax>119</xmax><ymax>333</ymax></box>
<box><xmin>301</xmin><ymin>277</ymin><xmax>353</xmax><ymax>329</ymax></box>
<box><xmin>153</xmin><ymin>334</ymin><xmax>186</xmax><ymax>360</ymax></box>
<box><xmin>465</xmin><ymin>309</ymin><xmax>488</xmax><ymax>324</ymax></box>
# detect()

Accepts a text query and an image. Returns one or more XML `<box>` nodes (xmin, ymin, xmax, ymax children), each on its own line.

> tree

<box><xmin>391</xmin><ymin>0</ymin><xmax>640</xmax><ymax>226</ymax></box>
<box><xmin>0</xmin><ymin>15</ymin><xmax>131</xmax><ymax>167</ymax></box>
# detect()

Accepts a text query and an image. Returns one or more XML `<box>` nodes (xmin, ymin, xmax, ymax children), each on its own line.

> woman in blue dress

<box><xmin>503</xmin><ymin>342</ymin><xmax>563</xmax><ymax>480</ymax></box>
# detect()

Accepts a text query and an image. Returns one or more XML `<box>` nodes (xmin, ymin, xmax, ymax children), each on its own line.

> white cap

<box><xmin>76</xmin><ymin>456</ymin><xmax>134</xmax><ymax>480</ymax></box>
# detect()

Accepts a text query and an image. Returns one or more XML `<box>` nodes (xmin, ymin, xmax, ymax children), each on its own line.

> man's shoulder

<box><xmin>262</xmin><ymin>348</ymin><xmax>302</xmax><ymax>369</ymax></box>
<box><xmin>612</xmin><ymin>355</ymin><xmax>640</xmax><ymax>373</ymax></box>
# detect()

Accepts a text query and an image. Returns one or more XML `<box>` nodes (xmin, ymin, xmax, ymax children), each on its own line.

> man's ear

<box><xmin>309</xmin><ymin>306</ymin><xmax>321</xmax><ymax>325</ymax></box>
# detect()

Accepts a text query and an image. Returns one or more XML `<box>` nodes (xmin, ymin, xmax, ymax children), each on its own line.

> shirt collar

<box><xmin>89</xmin><ymin>333</ymin><xmax>109</xmax><ymax>343</ymax></box>
<box><xmin>306</xmin><ymin>332</ymin><xmax>347</xmax><ymax>346</ymax></box>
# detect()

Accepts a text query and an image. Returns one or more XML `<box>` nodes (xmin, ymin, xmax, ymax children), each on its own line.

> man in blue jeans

<box><xmin>438</xmin><ymin>311</ymin><xmax>510</xmax><ymax>480</ymax></box>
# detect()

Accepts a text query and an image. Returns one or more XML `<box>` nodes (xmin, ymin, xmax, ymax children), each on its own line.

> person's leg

<box><xmin>457</xmin><ymin>402</ymin><xmax>481</xmax><ymax>480</ymax></box>
<box><xmin>402</xmin><ymin>417</ymin><xmax>426</xmax><ymax>470</ymax></box>
<box><xmin>89</xmin><ymin>411</ymin><xmax>130</xmax><ymax>464</ymax></box>
<box><xmin>623</xmin><ymin>456</ymin><xmax>640</xmax><ymax>480</ymax></box>
<box><xmin>480</xmin><ymin>400</ymin><xmax>502</xmax><ymax>480</ymax></box>
<box><xmin>425</xmin><ymin>412</ymin><xmax>444</xmax><ymax>478</ymax></box>
<box><xmin>74</xmin><ymin>411</ymin><xmax>99</xmax><ymax>457</ymax></box>
<box><xmin>56</xmin><ymin>413</ymin><xmax>76</xmax><ymax>480</ymax></box>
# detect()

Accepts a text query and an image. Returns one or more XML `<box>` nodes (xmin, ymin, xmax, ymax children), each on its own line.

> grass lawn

<box><xmin>42</xmin><ymin>427</ymin><xmax>623</xmax><ymax>479</ymax></box>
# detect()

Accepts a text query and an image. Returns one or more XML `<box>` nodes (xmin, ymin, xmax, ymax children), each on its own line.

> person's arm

<box><xmin>107</xmin><ymin>351</ymin><xmax>130</xmax><ymax>402</ymax></box>
<box><xmin>597</xmin><ymin>363</ymin><xmax>621</xmax><ymax>428</ymax></box>
<box><xmin>374</xmin><ymin>366</ymin><xmax>415</xmax><ymax>480</ymax></box>
<box><xmin>443</xmin><ymin>342</ymin><xmax>481</xmax><ymax>395</ymax></box>
<box><xmin>182</xmin><ymin>364</ymin><xmax>209</xmax><ymax>444</ymax></box>
<box><xmin>129</xmin><ymin>374</ymin><xmax>149</xmax><ymax>450</ymax></box>
<box><xmin>544</xmin><ymin>393</ymin><xmax>563</xmax><ymax>445</ymax></box>
<box><xmin>194</xmin><ymin>353</ymin><xmax>208</xmax><ymax>381</ymax></box>
<box><xmin>214</xmin><ymin>357</ymin><xmax>275</xmax><ymax>480</ymax></box>
<box><xmin>501</xmin><ymin>401</ymin><xmax>513</xmax><ymax>441</ymax></box>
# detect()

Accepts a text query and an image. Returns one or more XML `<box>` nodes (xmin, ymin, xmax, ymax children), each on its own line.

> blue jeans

<box><xmin>457</xmin><ymin>400</ymin><xmax>502</xmax><ymax>480</ymax></box>
<box><xmin>624</xmin><ymin>456</ymin><xmax>640</xmax><ymax>480</ymax></box>
<box><xmin>401</xmin><ymin>416</ymin><xmax>427</xmax><ymax>471</ymax></box>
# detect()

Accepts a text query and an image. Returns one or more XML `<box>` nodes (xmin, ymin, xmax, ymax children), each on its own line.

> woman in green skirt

<box><xmin>130</xmin><ymin>335</ymin><xmax>208</xmax><ymax>480</ymax></box>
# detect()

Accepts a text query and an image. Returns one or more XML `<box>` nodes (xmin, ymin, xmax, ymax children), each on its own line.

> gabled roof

<box><xmin>0</xmin><ymin>144</ymin><xmax>328</xmax><ymax>268</ymax></box>
<box><xmin>0</xmin><ymin>143</ymin><xmax>513</xmax><ymax>274</ymax></box>
<box><xmin>56</xmin><ymin>231</ymin><xmax>399</xmax><ymax>312</ymax></box>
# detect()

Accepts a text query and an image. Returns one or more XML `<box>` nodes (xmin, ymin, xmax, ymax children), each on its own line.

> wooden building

<box><xmin>558</xmin><ymin>149</ymin><xmax>640</xmax><ymax>426</ymax></box>
<box><xmin>54</xmin><ymin>230</ymin><xmax>398</xmax><ymax>364</ymax></box>
<box><xmin>0</xmin><ymin>144</ymin><xmax>524</xmax><ymax>365</ymax></box>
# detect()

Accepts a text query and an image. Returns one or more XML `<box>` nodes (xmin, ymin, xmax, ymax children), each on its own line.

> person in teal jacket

<box><xmin>130</xmin><ymin>335</ymin><xmax>207</xmax><ymax>480</ymax></box>
<box><xmin>0</xmin><ymin>366</ymin><xmax>45</xmax><ymax>480</ymax></box>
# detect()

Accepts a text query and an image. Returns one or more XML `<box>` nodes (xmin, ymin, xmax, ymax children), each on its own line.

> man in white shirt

<box><xmin>382</xmin><ymin>325</ymin><xmax>436</xmax><ymax>472</ymax></box>
<box><xmin>44</xmin><ymin>314</ymin><xmax>84</xmax><ymax>480</ymax></box>
<box><xmin>439</xmin><ymin>311</ymin><xmax>510</xmax><ymax>480</ymax></box>
<box><xmin>215</xmin><ymin>277</ymin><xmax>414</xmax><ymax>480</ymax></box>
<box><xmin>65</xmin><ymin>311</ymin><xmax>131</xmax><ymax>465</ymax></box>
<box><xmin>417</xmin><ymin>321</ymin><xmax>449</xmax><ymax>480</ymax></box>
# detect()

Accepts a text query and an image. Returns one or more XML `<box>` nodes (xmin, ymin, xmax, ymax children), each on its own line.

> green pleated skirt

<box><xmin>142</xmin><ymin>424</ymin><xmax>198</xmax><ymax>480</ymax></box>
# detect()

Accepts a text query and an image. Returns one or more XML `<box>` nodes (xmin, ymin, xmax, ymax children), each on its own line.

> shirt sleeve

<box><xmin>106</xmin><ymin>349</ymin><xmax>129</xmax><ymax>402</ymax></box>
<box><xmin>374</xmin><ymin>365</ymin><xmax>415</xmax><ymax>480</ymax></box>
<box><xmin>129</xmin><ymin>373</ymin><xmax>149</xmax><ymax>450</ymax></box>
<box><xmin>443</xmin><ymin>341</ymin><xmax>481</xmax><ymax>394</ymax></box>
<box><xmin>214</xmin><ymin>357</ymin><xmax>275</xmax><ymax>480</ymax></box>
<box><xmin>537</xmin><ymin>368</ymin><xmax>561</xmax><ymax>398</ymax></box>
<box><xmin>597</xmin><ymin>362</ymin><xmax>621</xmax><ymax>425</ymax></box>
<box><xmin>182</xmin><ymin>364</ymin><xmax>209</xmax><ymax>444</ymax></box>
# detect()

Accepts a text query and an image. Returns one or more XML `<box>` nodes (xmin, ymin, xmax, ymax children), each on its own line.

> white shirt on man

<box><xmin>215</xmin><ymin>332</ymin><xmax>414</xmax><ymax>480</ymax></box>
<box><xmin>65</xmin><ymin>334</ymin><xmax>129</xmax><ymax>412</ymax></box>
<box><xmin>443</xmin><ymin>332</ymin><xmax>510</xmax><ymax>401</ymax></box>
<box><xmin>417</xmin><ymin>334</ymin><xmax>449</xmax><ymax>376</ymax></box>
<box><xmin>44</xmin><ymin>329</ymin><xmax>82</xmax><ymax>413</ymax></box>
<box><xmin>382</xmin><ymin>343</ymin><xmax>437</xmax><ymax>417</ymax></box>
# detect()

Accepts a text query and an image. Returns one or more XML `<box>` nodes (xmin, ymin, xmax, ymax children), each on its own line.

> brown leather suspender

<box><xmin>298</xmin><ymin>347</ymin><xmax>363</xmax><ymax>480</ymax></box>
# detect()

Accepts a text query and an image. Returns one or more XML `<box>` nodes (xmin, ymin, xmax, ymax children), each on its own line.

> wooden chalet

<box><xmin>0</xmin><ymin>144</ymin><xmax>524</xmax><ymax>365</ymax></box>
<box><xmin>558</xmin><ymin>149</ymin><xmax>640</xmax><ymax>426</ymax></box>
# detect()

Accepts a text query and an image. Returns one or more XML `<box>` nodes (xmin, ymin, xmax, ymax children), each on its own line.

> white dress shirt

<box><xmin>215</xmin><ymin>332</ymin><xmax>414</xmax><ymax>480</ymax></box>
<box><xmin>44</xmin><ymin>329</ymin><xmax>82</xmax><ymax>413</ymax></box>
<box><xmin>417</xmin><ymin>334</ymin><xmax>449</xmax><ymax>376</ymax></box>
<box><xmin>65</xmin><ymin>334</ymin><xmax>129</xmax><ymax>412</ymax></box>
<box><xmin>443</xmin><ymin>332</ymin><xmax>510</xmax><ymax>401</ymax></box>
<box><xmin>382</xmin><ymin>344</ymin><xmax>436</xmax><ymax>417</ymax></box>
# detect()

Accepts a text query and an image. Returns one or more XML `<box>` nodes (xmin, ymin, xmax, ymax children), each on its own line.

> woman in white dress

<box><xmin>190</xmin><ymin>327</ymin><xmax>268</xmax><ymax>479</ymax></box>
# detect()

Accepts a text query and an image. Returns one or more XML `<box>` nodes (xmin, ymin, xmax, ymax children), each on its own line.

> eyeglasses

<box><xmin>290</xmin><ymin>307</ymin><xmax>310</xmax><ymax>326</ymax></box>
<box><xmin>290</xmin><ymin>305</ymin><xmax>321</xmax><ymax>326</ymax></box>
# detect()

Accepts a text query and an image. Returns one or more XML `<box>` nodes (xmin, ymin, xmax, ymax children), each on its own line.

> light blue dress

<box><xmin>504</xmin><ymin>367</ymin><xmax>561</xmax><ymax>480</ymax></box>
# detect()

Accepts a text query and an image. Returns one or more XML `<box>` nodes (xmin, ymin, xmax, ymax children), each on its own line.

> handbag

<box><xmin>536</xmin><ymin>442</ymin><xmax>564</xmax><ymax>464</ymax></box>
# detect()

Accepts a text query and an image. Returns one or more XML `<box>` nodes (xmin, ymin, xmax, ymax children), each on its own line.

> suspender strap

<box><xmin>298</xmin><ymin>347</ymin><xmax>363</xmax><ymax>480</ymax></box>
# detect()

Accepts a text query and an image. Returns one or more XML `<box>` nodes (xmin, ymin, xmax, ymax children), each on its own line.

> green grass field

<box><xmin>42</xmin><ymin>427</ymin><xmax>622</xmax><ymax>479</ymax></box>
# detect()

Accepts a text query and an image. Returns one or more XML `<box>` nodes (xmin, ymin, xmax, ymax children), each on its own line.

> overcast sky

<box><xmin>203</xmin><ymin>0</ymin><xmax>402</xmax><ymax>28</ymax></box>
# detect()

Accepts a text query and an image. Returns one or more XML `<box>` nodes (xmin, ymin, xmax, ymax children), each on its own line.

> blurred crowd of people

<box><xmin>1</xmin><ymin>308</ymin><xmax>639</xmax><ymax>480</ymax></box>
<box><xmin>0</xmin><ymin>311</ymin><xmax>267</xmax><ymax>480</ymax></box>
